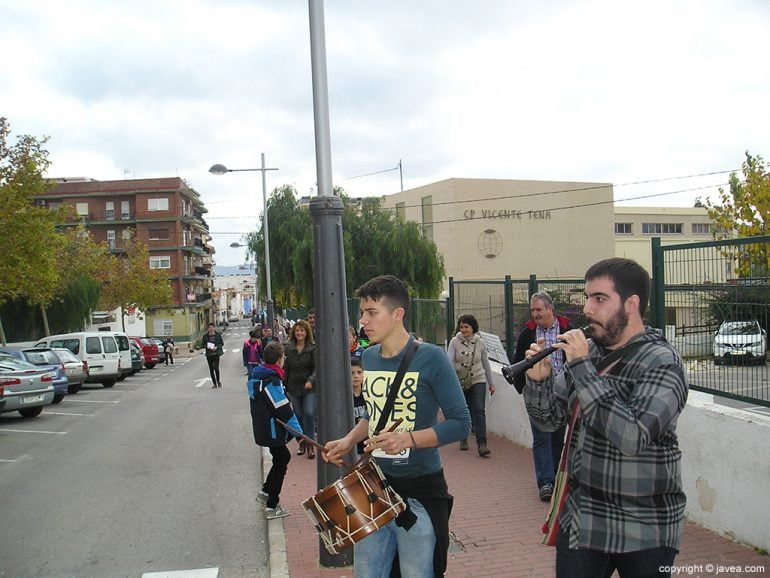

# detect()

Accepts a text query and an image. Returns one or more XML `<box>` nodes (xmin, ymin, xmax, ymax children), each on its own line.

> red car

<box><xmin>129</xmin><ymin>337</ymin><xmax>160</xmax><ymax>369</ymax></box>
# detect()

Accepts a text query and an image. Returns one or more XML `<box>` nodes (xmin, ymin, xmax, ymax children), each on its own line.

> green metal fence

<box><xmin>651</xmin><ymin>235</ymin><xmax>770</xmax><ymax>407</ymax></box>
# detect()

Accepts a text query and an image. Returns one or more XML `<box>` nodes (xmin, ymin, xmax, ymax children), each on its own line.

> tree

<box><xmin>242</xmin><ymin>185</ymin><xmax>446</xmax><ymax>310</ymax></box>
<box><xmin>98</xmin><ymin>237</ymin><xmax>173</xmax><ymax>330</ymax></box>
<box><xmin>705</xmin><ymin>151</ymin><xmax>770</xmax><ymax>277</ymax></box>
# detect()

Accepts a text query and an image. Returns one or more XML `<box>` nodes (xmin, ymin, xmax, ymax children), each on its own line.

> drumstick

<box><xmin>349</xmin><ymin>417</ymin><xmax>405</xmax><ymax>471</ymax></box>
<box><xmin>275</xmin><ymin>418</ymin><xmax>354</xmax><ymax>469</ymax></box>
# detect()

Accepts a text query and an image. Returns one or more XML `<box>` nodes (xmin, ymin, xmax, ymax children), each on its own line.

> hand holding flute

<box><xmin>502</xmin><ymin>325</ymin><xmax>592</xmax><ymax>384</ymax></box>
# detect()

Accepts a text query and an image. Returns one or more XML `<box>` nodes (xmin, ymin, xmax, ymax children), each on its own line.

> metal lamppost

<box><xmin>210</xmin><ymin>154</ymin><xmax>278</xmax><ymax>331</ymax></box>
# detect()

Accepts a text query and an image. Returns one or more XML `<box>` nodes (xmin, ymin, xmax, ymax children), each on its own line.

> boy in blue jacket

<box><xmin>248</xmin><ymin>341</ymin><xmax>302</xmax><ymax>519</ymax></box>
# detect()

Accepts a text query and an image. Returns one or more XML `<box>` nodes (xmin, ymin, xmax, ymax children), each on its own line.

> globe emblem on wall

<box><xmin>478</xmin><ymin>229</ymin><xmax>502</xmax><ymax>258</ymax></box>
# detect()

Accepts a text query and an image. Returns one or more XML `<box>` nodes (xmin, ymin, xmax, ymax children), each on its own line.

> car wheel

<box><xmin>102</xmin><ymin>379</ymin><xmax>116</xmax><ymax>388</ymax></box>
<box><xmin>117</xmin><ymin>374</ymin><xmax>127</xmax><ymax>382</ymax></box>
<box><xmin>145</xmin><ymin>363</ymin><xmax>156</xmax><ymax>369</ymax></box>
<box><xmin>52</xmin><ymin>393</ymin><xmax>65</xmax><ymax>404</ymax></box>
<box><xmin>68</xmin><ymin>383</ymin><xmax>83</xmax><ymax>394</ymax></box>
<box><xmin>19</xmin><ymin>406</ymin><xmax>44</xmax><ymax>418</ymax></box>
<box><xmin>713</xmin><ymin>357</ymin><xmax>722</xmax><ymax>366</ymax></box>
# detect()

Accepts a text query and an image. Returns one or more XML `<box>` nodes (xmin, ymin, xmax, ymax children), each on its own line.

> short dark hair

<box><xmin>585</xmin><ymin>258</ymin><xmax>651</xmax><ymax>317</ymax></box>
<box><xmin>249</xmin><ymin>329</ymin><xmax>258</xmax><ymax>339</ymax></box>
<box><xmin>457</xmin><ymin>314</ymin><xmax>479</xmax><ymax>333</ymax></box>
<box><xmin>208</xmin><ymin>322</ymin><xmax>215</xmax><ymax>328</ymax></box>
<box><xmin>263</xmin><ymin>341</ymin><xmax>284</xmax><ymax>365</ymax></box>
<box><xmin>350</xmin><ymin>357</ymin><xmax>363</xmax><ymax>369</ymax></box>
<box><xmin>356</xmin><ymin>275</ymin><xmax>410</xmax><ymax>314</ymax></box>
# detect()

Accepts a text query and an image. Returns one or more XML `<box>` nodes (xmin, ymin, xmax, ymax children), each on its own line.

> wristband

<box><xmin>409</xmin><ymin>431</ymin><xmax>417</xmax><ymax>449</ymax></box>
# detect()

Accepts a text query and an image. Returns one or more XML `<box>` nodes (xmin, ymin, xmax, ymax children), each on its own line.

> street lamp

<box><xmin>210</xmin><ymin>153</ymin><xmax>278</xmax><ymax>331</ymax></box>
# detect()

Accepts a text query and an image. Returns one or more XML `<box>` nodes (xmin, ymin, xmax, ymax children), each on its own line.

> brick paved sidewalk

<box><xmin>266</xmin><ymin>433</ymin><xmax>768</xmax><ymax>577</ymax></box>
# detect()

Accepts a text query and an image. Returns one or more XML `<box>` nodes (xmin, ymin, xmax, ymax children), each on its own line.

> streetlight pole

<box><xmin>210</xmin><ymin>155</ymin><xmax>278</xmax><ymax>331</ymax></box>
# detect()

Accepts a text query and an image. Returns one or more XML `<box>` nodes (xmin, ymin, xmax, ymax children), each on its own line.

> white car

<box><xmin>713</xmin><ymin>320</ymin><xmax>767</xmax><ymax>365</ymax></box>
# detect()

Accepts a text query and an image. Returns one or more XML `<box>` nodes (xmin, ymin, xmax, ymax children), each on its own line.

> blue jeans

<box><xmin>288</xmin><ymin>392</ymin><xmax>316</xmax><ymax>441</ymax></box>
<box><xmin>531</xmin><ymin>418</ymin><xmax>566</xmax><ymax>487</ymax></box>
<box><xmin>463</xmin><ymin>382</ymin><xmax>487</xmax><ymax>445</ymax></box>
<box><xmin>353</xmin><ymin>497</ymin><xmax>435</xmax><ymax>578</ymax></box>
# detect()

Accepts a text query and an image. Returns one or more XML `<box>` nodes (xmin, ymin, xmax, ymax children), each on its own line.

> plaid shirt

<box><xmin>524</xmin><ymin>328</ymin><xmax>688</xmax><ymax>553</ymax></box>
<box><xmin>536</xmin><ymin>320</ymin><xmax>565</xmax><ymax>375</ymax></box>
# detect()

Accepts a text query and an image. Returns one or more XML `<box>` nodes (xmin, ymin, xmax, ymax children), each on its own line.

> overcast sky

<box><xmin>3</xmin><ymin>0</ymin><xmax>769</xmax><ymax>265</ymax></box>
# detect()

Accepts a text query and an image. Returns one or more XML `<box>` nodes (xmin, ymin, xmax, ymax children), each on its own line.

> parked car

<box><xmin>149</xmin><ymin>338</ymin><xmax>167</xmax><ymax>365</ymax></box>
<box><xmin>51</xmin><ymin>347</ymin><xmax>88</xmax><ymax>394</ymax></box>
<box><xmin>0</xmin><ymin>347</ymin><xmax>68</xmax><ymax>404</ymax></box>
<box><xmin>129</xmin><ymin>337</ymin><xmax>159</xmax><ymax>369</ymax></box>
<box><xmin>0</xmin><ymin>385</ymin><xmax>5</xmax><ymax>413</ymax></box>
<box><xmin>129</xmin><ymin>341</ymin><xmax>144</xmax><ymax>374</ymax></box>
<box><xmin>714</xmin><ymin>320</ymin><xmax>767</xmax><ymax>365</ymax></box>
<box><xmin>0</xmin><ymin>353</ymin><xmax>55</xmax><ymax>417</ymax></box>
<box><xmin>110</xmin><ymin>332</ymin><xmax>133</xmax><ymax>381</ymax></box>
<box><xmin>35</xmin><ymin>332</ymin><xmax>121</xmax><ymax>388</ymax></box>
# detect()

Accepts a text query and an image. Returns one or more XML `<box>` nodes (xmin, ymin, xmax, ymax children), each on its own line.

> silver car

<box><xmin>52</xmin><ymin>347</ymin><xmax>88</xmax><ymax>393</ymax></box>
<box><xmin>0</xmin><ymin>354</ymin><xmax>56</xmax><ymax>418</ymax></box>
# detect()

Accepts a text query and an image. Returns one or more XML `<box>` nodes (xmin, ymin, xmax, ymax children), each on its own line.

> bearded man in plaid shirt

<box><xmin>523</xmin><ymin>258</ymin><xmax>688</xmax><ymax>578</ymax></box>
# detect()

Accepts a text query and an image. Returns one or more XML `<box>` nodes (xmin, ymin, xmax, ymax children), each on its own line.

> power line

<box><xmin>340</xmin><ymin>164</ymin><xmax>400</xmax><ymax>181</ymax></box>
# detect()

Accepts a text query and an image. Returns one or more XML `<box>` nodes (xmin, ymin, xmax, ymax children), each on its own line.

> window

<box><xmin>149</xmin><ymin>256</ymin><xmax>171</xmax><ymax>269</ymax></box>
<box><xmin>86</xmin><ymin>337</ymin><xmax>102</xmax><ymax>354</ymax></box>
<box><xmin>421</xmin><ymin>196</ymin><xmax>433</xmax><ymax>241</ymax></box>
<box><xmin>121</xmin><ymin>200</ymin><xmax>130</xmax><ymax>219</ymax></box>
<box><xmin>76</xmin><ymin>202</ymin><xmax>89</xmax><ymax>216</ymax></box>
<box><xmin>642</xmin><ymin>223</ymin><xmax>683</xmax><ymax>234</ymax></box>
<box><xmin>48</xmin><ymin>202</ymin><xmax>61</xmax><ymax>212</ymax></box>
<box><xmin>614</xmin><ymin>223</ymin><xmax>633</xmax><ymax>235</ymax></box>
<box><xmin>105</xmin><ymin>201</ymin><xmax>114</xmax><ymax>220</ymax></box>
<box><xmin>148</xmin><ymin>198</ymin><xmax>169</xmax><ymax>212</ymax></box>
<box><xmin>122</xmin><ymin>229</ymin><xmax>132</xmax><ymax>240</ymax></box>
<box><xmin>154</xmin><ymin>318</ymin><xmax>173</xmax><ymax>337</ymax></box>
<box><xmin>107</xmin><ymin>230</ymin><xmax>116</xmax><ymax>249</ymax></box>
<box><xmin>692</xmin><ymin>223</ymin><xmax>710</xmax><ymax>234</ymax></box>
<box><xmin>396</xmin><ymin>202</ymin><xmax>406</xmax><ymax>222</ymax></box>
<box><xmin>149</xmin><ymin>228</ymin><xmax>169</xmax><ymax>240</ymax></box>
<box><xmin>101</xmin><ymin>336</ymin><xmax>118</xmax><ymax>354</ymax></box>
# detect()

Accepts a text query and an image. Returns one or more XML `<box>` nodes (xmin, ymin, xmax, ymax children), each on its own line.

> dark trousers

<box><xmin>206</xmin><ymin>355</ymin><xmax>220</xmax><ymax>386</ymax></box>
<box><xmin>262</xmin><ymin>445</ymin><xmax>291</xmax><ymax>509</ymax></box>
<box><xmin>165</xmin><ymin>350</ymin><xmax>174</xmax><ymax>365</ymax></box>
<box><xmin>463</xmin><ymin>383</ymin><xmax>487</xmax><ymax>445</ymax></box>
<box><xmin>556</xmin><ymin>528</ymin><xmax>677</xmax><ymax>578</ymax></box>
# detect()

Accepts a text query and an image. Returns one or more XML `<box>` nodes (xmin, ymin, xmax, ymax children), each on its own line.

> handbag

<box><xmin>541</xmin><ymin>339</ymin><xmax>646</xmax><ymax>546</ymax></box>
<box><xmin>456</xmin><ymin>338</ymin><xmax>477</xmax><ymax>391</ymax></box>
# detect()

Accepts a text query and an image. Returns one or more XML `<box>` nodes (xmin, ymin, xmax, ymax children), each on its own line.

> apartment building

<box><xmin>34</xmin><ymin>177</ymin><xmax>215</xmax><ymax>340</ymax></box>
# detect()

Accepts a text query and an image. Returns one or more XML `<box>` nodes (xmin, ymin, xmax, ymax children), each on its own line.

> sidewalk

<box><xmin>264</xmin><ymin>433</ymin><xmax>768</xmax><ymax>577</ymax></box>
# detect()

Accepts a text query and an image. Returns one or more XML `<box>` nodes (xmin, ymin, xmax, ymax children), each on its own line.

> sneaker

<box><xmin>539</xmin><ymin>483</ymin><xmax>554</xmax><ymax>502</ymax></box>
<box><xmin>478</xmin><ymin>443</ymin><xmax>491</xmax><ymax>457</ymax></box>
<box><xmin>255</xmin><ymin>491</ymin><xmax>269</xmax><ymax>504</ymax></box>
<box><xmin>459</xmin><ymin>439</ymin><xmax>469</xmax><ymax>451</ymax></box>
<box><xmin>265</xmin><ymin>505</ymin><xmax>290</xmax><ymax>519</ymax></box>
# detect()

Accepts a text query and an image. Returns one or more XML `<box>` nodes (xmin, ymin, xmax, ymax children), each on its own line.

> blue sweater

<box><xmin>361</xmin><ymin>337</ymin><xmax>471</xmax><ymax>479</ymax></box>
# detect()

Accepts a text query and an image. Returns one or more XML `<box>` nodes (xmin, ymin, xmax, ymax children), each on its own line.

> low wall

<box><xmin>485</xmin><ymin>363</ymin><xmax>770</xmax><ymax>551</ymax></box>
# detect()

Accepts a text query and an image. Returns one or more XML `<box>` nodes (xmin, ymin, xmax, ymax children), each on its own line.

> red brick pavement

<box><xmin>274</xmin><ymin>434</ymin><xmax>768</xmax><ymax>577</ymax></box>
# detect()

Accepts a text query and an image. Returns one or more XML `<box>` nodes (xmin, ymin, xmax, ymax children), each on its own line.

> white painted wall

<box><xmin>484</xmin><ymin>365</ymin><xmax>770</xmax><ymax>551</ymax></box>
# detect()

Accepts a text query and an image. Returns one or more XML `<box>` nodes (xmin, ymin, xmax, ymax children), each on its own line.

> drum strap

<box><xmin>374</xmin><ymin>338</ymin><xmax>419</xmax><ymax>436</ymax></box>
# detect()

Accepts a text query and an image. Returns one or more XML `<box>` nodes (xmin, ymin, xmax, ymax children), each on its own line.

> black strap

<box><xmin>594</xmin><ymin>338</ymin><xmax>646</xmax><ymax>374</ymax></box>
<box><xmin>374</xmin><ymin>338</ymin><xmax>419</xmax><ymax>435</ymax></box>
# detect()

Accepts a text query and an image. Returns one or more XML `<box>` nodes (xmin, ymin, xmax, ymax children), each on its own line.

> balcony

<box><xmin>194</xmin><ymin>266</ymin><xmax>211</xmax><ymax>277</ymax></box>
<box><xmin>196</xmin><ymin>292</ymin><xmax>212</xmax><ymax>303</ymax></box>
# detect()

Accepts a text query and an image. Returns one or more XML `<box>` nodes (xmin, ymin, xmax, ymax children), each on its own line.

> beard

<box><xmin>590</xmin><ymin>306</ymin><xmax>629</xmax><ymax>348</ymax></box>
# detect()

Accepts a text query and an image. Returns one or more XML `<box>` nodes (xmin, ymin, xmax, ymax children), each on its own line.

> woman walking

<box><xmin>447</xmin><ymin>314</ymin><xmax>496</xmax><ymax>456</ymax></box>
<box><xmin>283</xmin><ymin>319</ymin><xmax>317</xmax><ymax>459</ymax></box>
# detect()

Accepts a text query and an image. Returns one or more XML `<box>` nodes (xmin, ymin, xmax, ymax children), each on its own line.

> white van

<box><xmin>107</xmin><ymin>331</ymin><xmax>133</xmax><ymax>381</ymax></box>
<box><xmin>35</xmin><ymin>332</ymin><xmax>121</xmax><ymax>388</ymax></box>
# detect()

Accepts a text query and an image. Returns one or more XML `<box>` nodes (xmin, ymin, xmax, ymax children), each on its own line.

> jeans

<box><xmin>288</xmin><ymin>392</ymin><xmax>316</xmax><ymax>441</ymax></box>
<box><xmin>463</xmin><ymin>382</ymin><xmax>487</xmax><ymax>445</ymax></box>
<box><xmin>262</xmin><ymin>445</ymin><xmax>290</xmax><ymax>509</ymax></box>
<box><xmin>353</xmin><ymin>497</ymin><xmax>435</xmax><ymax>578</ymax></box>
<box><xmin>206</xmin><ymin>355</ymin><xmax>221</xmax><ymax>386</ymax></box>
<box><xmin>531</xmin><ymin>418</ymin><xmax>565</xmax><ymax>488</ymax></box>
<box><xmin>556</xmin><ymin>528</ymin><xmax>677</xmax><ymax>577</ymax></box>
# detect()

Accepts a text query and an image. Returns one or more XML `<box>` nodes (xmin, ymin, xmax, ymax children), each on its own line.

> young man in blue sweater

<box><xmin>324</xmin><ymin>275</ymin><xmax>470</xmax><ymax>578</ymax></box>
<box><xmin>249</xmin><ymin>341</ymin><xmax>303</xmax><ymax>520</ymax></box>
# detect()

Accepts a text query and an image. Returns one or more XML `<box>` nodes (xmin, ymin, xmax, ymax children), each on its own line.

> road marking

<box><xmin>0</xmin><ymin>458</ymin><xmax>17</xmax><ymax>462</ymax></box>
<box><xmin>0</xmin><ymin>428</ymin><xmax>68</xmax><ymax>435</ymax></box>
<box><xmin>65</xmin><ymin>399</ymin><xmax>121</xmax><ymax>404</ymax></box>
<box><xmin>44</xmin><ymin>411</ymin><xmax>94</xmax><ymax>417</ymax></box>
<box><xmin>231</xmin><ymin>349</ymin><xmax>240</xmax><ymax>353</ymax></box>
<box><xmin>143</xmin><ymin>568</ymin><xmax>219</xmax><ymax>577</ymax></box>
<box><xmin>194</xmin><ymin>378</ymin><xmax>211</xmax><ymax>388</ymax></box>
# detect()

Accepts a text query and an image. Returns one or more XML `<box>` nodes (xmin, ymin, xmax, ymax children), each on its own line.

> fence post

<box><xmin>650</xmin><ymin>237</ymin><xmax>665</xmax><ymax>330</ymax></box>
<box><xmin>410</xmin><ymin>297</ymin><xmax>417</xmax><ymax>334</ymax></box>
<box><xmin>447</xmin><ymin>277</ymin><xmax>455</xmax><ymax>343</ymax></box>
<box><xmin>504</xmin><ymin>275</ymin><xmax>514</xmax><ymax>363</ymax></box>
<box><xmin>528</xmin><ymin>274</ymin><xmax>538</xmax><ymax>298</ymax></box>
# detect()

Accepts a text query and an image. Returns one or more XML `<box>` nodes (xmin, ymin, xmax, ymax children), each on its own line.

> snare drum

<box><xmin>302</xmin><ymin>459</ymin><xmax>406</xmax><ymax>554</ymax></box>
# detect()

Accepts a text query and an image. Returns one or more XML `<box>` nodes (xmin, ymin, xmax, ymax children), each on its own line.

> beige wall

<box><xmin>382</xmin><ymin>178</ymin><xmax>615</xmax><ymax>282</ymax></box>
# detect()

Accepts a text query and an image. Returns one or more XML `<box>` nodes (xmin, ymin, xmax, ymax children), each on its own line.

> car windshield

<box><xmin>53</xmin><ymin>349</ymin><xmax>80</xmax><ymax>363</ymax></box>
<box><xmin>718</xmin><ymin>322</ymin><xmax>760</xmax><ymax>336</ymax></box>
<box><xmin>0</xmin><ymin>356</ymin><xmax>39</xmax><ymax>371</ymax></box>
<box><xmin>24</xmin><ymin>349</ymin><xmax>60</xmax><ymax>365</ymax></box>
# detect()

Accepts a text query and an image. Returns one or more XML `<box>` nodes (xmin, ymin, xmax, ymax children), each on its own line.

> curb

<box><xmin>262</xmin><ymin>447</ymin><xmax>290</xmax><ymax>578</ymax></box>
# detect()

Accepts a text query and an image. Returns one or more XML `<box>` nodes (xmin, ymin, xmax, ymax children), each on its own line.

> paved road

<box><xmin>0</xmin><ymin>322</ymin><xmax>267</xmax><ymax>578</ymax></box>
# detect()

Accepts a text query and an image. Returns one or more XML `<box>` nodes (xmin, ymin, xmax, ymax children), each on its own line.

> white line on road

<box><xmin>0</xmin><ymin>428</ymin><xmax>68</xmax><ymax>435</ymax></box>
<box><xmin>44</xmin><ymin>411</ymin><xmax>94</xmax><ymax>417</ymax></box>
<box><xmin>65</xmin><ymin>399</ymin><xmax>121</xmax><ymax>404</ymax></box>
<box><xmin>143</xmin><ymin>568</ymin><xmax>219</xmax><ymax>577</ymax></box>
<box><xmin>194</xmin><ymin>378</ymin><xmax>211</xmax><ymax>388</ymax></box>
<box><xmin>0</xmin><ymin>458</ymin><xmax>17</xmax><ymax>462</ymax></box>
